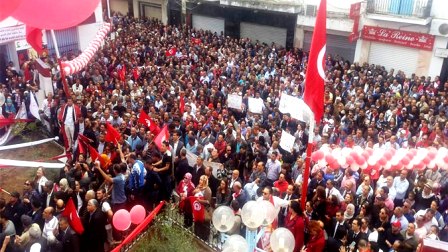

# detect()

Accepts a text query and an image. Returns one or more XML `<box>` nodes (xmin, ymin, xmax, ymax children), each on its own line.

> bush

<box><xmin>132</xmin><ymin>216</ymin><xmax>198</xmax><ymax>252</ymax></box>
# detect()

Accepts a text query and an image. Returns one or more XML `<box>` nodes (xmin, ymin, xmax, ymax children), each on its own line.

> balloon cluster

<box><xmin>61</xmin><ymin>22</ymin><xmax>112</xmax><ymax>76</ymax></box>
<box><xmin>112</xmin><ymin>205</ymin><xmax>146</xmax><ymax>231</ymax></box>
<box><xmin>311</xmin><ymin>145</ymin><xmax>448</xmax><ymax>172</ymax></box>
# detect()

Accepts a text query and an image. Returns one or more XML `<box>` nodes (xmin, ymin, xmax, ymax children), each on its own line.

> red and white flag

<box><xmin>105</xmin><ymin>122</ymin><xmax>121</xmax><ymax>143</ymax></box>
<box><xmin>154</xmin><ymin>125</ymin><xmax>169</xmax><ymax>150</ymax></box>
<box><xmin>189</xmin><ymin>196</ymin><xmax>205</xmax><ymax>222</ymax></box>
<box><xmin>138</xmin><ymin>109</ymin><xmax>160</xmax><ymax>134</ymax></box>
<box><xmin>61</xmin><ymin>198</ymin><xmax>84</xmax><ymax>234</ymax></box>
<box><xmin>303</xmin><ymin>0</ymin><xmax>326</xmax><ymax>124</ymax></box>
<box><xmin>165</xmin><ymin>47</ymin><xmax>177</xmax><ymax>57</ymax></box>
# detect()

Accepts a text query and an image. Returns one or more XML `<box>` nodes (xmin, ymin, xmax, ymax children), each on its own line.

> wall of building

<box><xmin>133</xmin><ymin>0</ymin><xmax>168</xmax><ymax>24</ymax></box>
<box><xmin>110</xmin><ymin>0</ymin><xmax>129</xmax><ymax>15</ymax></box>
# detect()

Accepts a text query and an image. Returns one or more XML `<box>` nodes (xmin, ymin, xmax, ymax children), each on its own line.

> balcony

<box><xmin>366</xmin><ymin>0</ymin><xmax>432</xmax><ymax>25</ymax></box>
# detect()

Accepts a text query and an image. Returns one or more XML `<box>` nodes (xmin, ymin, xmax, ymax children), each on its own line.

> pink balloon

<box><xmin>428</xmin><ymin>149</ymin><xmax>437</xmax><ymax>159</ymax></box>
<box><xmin>356</xmin><ymin>156</ymin><xmax>366</xmax><ymax>166</ymax></box>
<box><xmin>325</xmin><ymin>154</ymin><xmax>336</xmax><ymax>165</ymax></box>
<box><xmin>443</xmin><ymin>155</ymin><xmax>448</xmax><ymax>163</ymax></box>
<box><xmin>402</xmin><ymin>157</ymin><xmax>410</xmax><ymax>166</ymax></box>
<box><xmin>12</xmin><ymin>0</ymin><xmax>100</xmax><ymax>30</ymax></box>
<box><xmin>361</xmin><ymin>151</ymin><xmax>370</xmax><ymax>161</ymax></box>
<box><xmin>311</xmin><ymin>150</ymin><xmax>324</xmax><ymax>162</ymax></box>
<box><xmin>422</xmin><ymin>157</ymin><xmax>431</xmax><ymax>165</ymax></box>
<box><xmin>378</xmin><ymin>157</ymin><xmax>387</xmax><ymax>166</ymax></box>
<box><xmin>384</xmin><ymin>152</ymin><xmax>393</xmax><ymax>161</ymax></box>
<box><xmin>0</xmin><ymin>0</ymin><xmax>23</xmax><ymax>21</ymax></box>
<box><xmin>346</xmin><ymin>155</ymin><xmax>355</xmax><ymax>165</ymax></box>
<box><xmin>113</xmin><ymin>209</ymin><xmax>131</xmax><ymax>231</ymax></box>
<box><xmin>130</xmin><ymin>205</ymin><xmax>146</xmax><ymax>225</ymax></box>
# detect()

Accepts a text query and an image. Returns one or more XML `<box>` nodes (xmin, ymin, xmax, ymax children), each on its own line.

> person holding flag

<box><xmin>190</xmin><ymin>175</ymin><xmax>212</xmax><ymax>241</ymax></box>
<box><xmin>150</xmin><ymin>141</ymin><xmax>173</xmax><ymax>201</ymax></box>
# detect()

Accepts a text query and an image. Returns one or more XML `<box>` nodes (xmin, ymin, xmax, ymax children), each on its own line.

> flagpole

<box><xmin>301</xmin><ymin>116</ymin><xmax>315</xmax><ymax>209</ymax></box>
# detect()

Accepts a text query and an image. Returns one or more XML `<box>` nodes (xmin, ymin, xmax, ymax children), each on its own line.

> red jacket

<box><xmin>285</xmin><ymin>214</ymin><xmax>305</xmax><ymax>252</ymax></box>
<box><xmin>58</xmin><ymin>104</ymin><xmax>81</xmax><ymax>124</ymax></box>
<box><xmin>306</xmin><ymin>230</ymin><xmax>326</xmax><ymax>252</ymax></box>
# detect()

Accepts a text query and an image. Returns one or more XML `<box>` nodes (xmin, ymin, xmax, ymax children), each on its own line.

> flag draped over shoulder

<box><xmin>303</xmin><ymin>0</ymin><xmax>327</xmax><ymax>124</ymax></box>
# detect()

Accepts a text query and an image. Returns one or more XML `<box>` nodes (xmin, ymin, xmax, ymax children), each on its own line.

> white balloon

<box><xmin>223</xmin><ymin>235</ymin><xmax>248</xmax><ymax>252</ymax></box>
<box><xmin>270</xmin><ymin>228</ymin><xmax>295</xmax><ymax>252</ymax></box>
<box><xmin>241</xmin><ymin>201</ymin><xmax>264</xmax><ymax>229</ymax></box>
<box><xmin>341</xmin><ymin>147</ymin><xmax>352</xmax><ymax>158</ymax></box>
<box><xmin>259</xmin><ymin>200</ymin><xmax>277</xmax><ymax>226</ymax></box>
<box><xmin>317</xmin><ymin>159</ymin><xmax>327</xmax><ymax>168</ymax></box>
<box><xmin>212</xmin><ymin>206</ymin><xmax>235</xmax><ymax>232</ymax></box>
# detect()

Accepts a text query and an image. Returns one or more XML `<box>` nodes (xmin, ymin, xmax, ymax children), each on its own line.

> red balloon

<box><xmin>443</xmin><ymin>155</ymin><xmax>448</xmax><ymax>163</ymax></box>
<box><xmin>422</xmin><ymin>157</ymin><xmax>431</xmax><ymax>165</ymax></box>
<box><xmin>0</xmin><ymin>0</ymin><xmax>23</xmax><ymax>21</ymax></box>
<box><xmin>12</xmin><ymin>0</ymin><xmax>100</xmax><ymax>30</ymax></box>
<box><xmin>311</xmin><ymin>151</ymin><xmax>324</xmax><ymax>162</ymax></box>
<box><xmin>356</xmin><ymin>156</ymin><xmax>366</xmax><ymax>166</ymax></box>
<box><xmin>325</xmin><ymin>154</ymin><xmax>336</xmax><ymax>165</ymax></box>
<box><xmin>402</xmin><ymin>157</ymin><xmax>410</xmax><ymax>166</ymax></box>
<box><xmin>384</xmin><ymin>152</ymin><xmax>393</xmax><ymax>161</ymax></box>
<box><xmin>361</xmin><ymin>152</ymin><xmax>370</xmax><ymax>161</ymax></box>
<box><xmin>428</xmin><ymin>149</ymin><xmax>437</xmax><ymax>159</ymax></box>
<box><xmin>130</xmin><ymin>205</ymin><xmax>146</xmax><ymax>225</ymax></box>
<box><xmin>346</xmin><ymin>156</ymin><xmax>355</xmax><ymax>165</ymax></box>
<box><xmin>329</xmin><ymin>161</ymin><xmax>339</xmax><ymax>169</ymax></box>
<box><xmin>365</xmin><ymin>148</ymin><xmax>374</xmax><ymax>156</ymax></box>
<box><xmin>378</xmin><ymin>157</ymin><xmax>387</xmax><ymax>166</ymax></box>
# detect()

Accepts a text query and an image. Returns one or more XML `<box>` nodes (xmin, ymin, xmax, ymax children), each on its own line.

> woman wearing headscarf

<box><xmin>192</xmin><ymin>175</ymin><xmax>212</xmax><ymax>240</ymax></box>
<box><xmin>176</xmin><ymin>172</ymin><xmax>195</xmax><ymax>201</ymax></box>
<box><xmin>344</xmin><ymin>203</ymin><xmax>356</xmax><ymax>225</ymax></box>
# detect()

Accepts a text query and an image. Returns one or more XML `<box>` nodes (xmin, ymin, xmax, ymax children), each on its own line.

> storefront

<box><xmin>304</xmin><ymin>31</ymin><xmax>356</xmax><ymax>63</ymax></box>
<box><xmin>360</xmin><ymin>25</ymin><xmax>435</xmax><ymax>77</ymax></box>
<box><xmin>192</xmin><ymin>15</ymin><xmax>225</xmax><ymax>35</ymax></box>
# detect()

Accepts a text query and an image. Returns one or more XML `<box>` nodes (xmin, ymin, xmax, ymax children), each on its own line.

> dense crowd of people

<box><xmin>1</xmin><ymin>12</ymin><xmax>448</xmax><ymax>252</ymax></box>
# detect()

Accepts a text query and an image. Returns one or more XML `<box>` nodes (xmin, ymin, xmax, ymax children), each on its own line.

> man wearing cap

<box><xmin>380</xmin><ymin>220</ymin><xmax>404</xmax><ymax>252</ymax></box>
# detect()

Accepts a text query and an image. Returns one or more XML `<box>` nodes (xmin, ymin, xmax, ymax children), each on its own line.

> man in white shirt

<box><xmin>326</xmin><ymin>180</ymin><xmax>344</xmax><ymax>202</ymax></box>
<box><xmin>393</xmin><ymin>170</ymin><xmax>409</xmax><ymax>206</ymax></box>
<box><xmin>42</xmin><ymin>207</ymin><xmax>58</xmax><ymax>243</ymax></box>
<box><xmin>256</xmin><ymin>186</ymin><xmax>290</xmax><ymax>216</ymax></box>
<box><xmin>72</xmin><ymin>79</ymin><xmax>83</xmax><ymax>99</ymax></box>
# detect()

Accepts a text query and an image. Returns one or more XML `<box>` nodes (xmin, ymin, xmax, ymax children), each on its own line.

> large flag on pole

<box><xmin>29</xmin><ymin>92</ymin><xmax>40</xmax><ymax>120</ymax></box>
<box><xmin>303</xmin><ymin>0</ymin><xmax>326</xmax><ymax>124</ymax></box>
<box><xmin>301</xmin><ymin>0</ymin><xmax>326</xmax><ymax>210</ymax></box>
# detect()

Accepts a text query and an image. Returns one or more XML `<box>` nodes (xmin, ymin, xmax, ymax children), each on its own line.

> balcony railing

<box><xmin>366</xmin><ymin>0</ymin><xmax>432</xmax><ymax>18</ymax></box>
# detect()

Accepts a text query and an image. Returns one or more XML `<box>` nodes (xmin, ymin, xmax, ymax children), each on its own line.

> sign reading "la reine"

<box><xmin>361</xmin><ymin>25</ymin><xmax>435</xmax><ymax>51</ymax></box>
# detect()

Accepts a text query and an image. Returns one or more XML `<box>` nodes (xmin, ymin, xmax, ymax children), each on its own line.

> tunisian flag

<box><xmin>61</xmin><ymin>198</ymin><xmax>84</xmax><ymax>234</ymax></box>
<box><xmin>303</xmin><ymin>0</ymin><xmax>326</xmax><ymax>124</ymax></box>
<box><xmin>165</xmin><ymin>47</ymin><xmax>177</xmax><ymax>57</ymax></box>
<box><xmin>105</xmin><ymin>122</ymin><xmax>121</xmax><ymax>143</ymax></box>
<box><xmin>189</xmin><ymin>196</ymin><xmax>205</xmax><ymax>222</ymax></box>
<box><xmin>26</xmin><ymin>26</ymin><xmax>43</xmax><ymax>54</ymax></box>
<box><xmin>138</xmin><ymin>109</ymin><xmax>160</xmax><ymax>134</ymax></box>
<box><xmin>179</xmin><ymin>94</ymin><xmax>185</xmax><ymax>115</ymax></box>
<box><xmin>154</xmin><ymin>125</ymin><xmax>169</xmax><ymax>150</ymax></box>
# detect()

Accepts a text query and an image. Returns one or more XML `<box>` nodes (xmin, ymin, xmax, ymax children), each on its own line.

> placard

<box><xmin>279</xmin><ymin>94</ymin><xmax>313</xmax><ymax>122</ymax></box>
<box><xmin>185</xmin><ymin>149</ymin><xmax>222</xmax><ymax>178</ymax></box>
<box><xmin>0</xmin><ymin>25</ymin><xmax>26</xmax><ymax>44</ymax></box>
<box><xmin>279</xmin><ymin>130</ymin><xmax>295</xmax><ymax>153</ymax></box>
<box><xmin>248</xmin><ymin>97</ymin><xmax>263</xmax><ymax>114</ymax></box>
<box><xmin>227</xmin><ymin>94</ymin><xmax>242</xmax><ymax>110</ymax></box>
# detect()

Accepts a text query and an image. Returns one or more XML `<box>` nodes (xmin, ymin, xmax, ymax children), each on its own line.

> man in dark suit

<box><xmin>174</xmin><ymin>149</ymin><xmax>192</xmax><ymax>184</ymax></box>
<box><xmin>307</xmin><ymin>170</ymin><xmax>326</xmax><ymax>201</ymax></box>
<box><xmin>191</xmin><ymin>156</ymin><xmax>206</xmax><ymax>186</ymax></box>
<box><xmin>41</xmin><ymin>180</ymin><xmax>56</xmax><ymax>209</ymax></box>
<box><xmin>171</xmin><ymin>130</ymin><xmax>184</xmax><ymax>164</ymax></box>
<box><xmin>328</xmin><ymin>210</ymin><xmax>350</xmax><ymax>239</ymax></box>
<box><xmin>205</xmin><ymin>166</ymin><xmax>219</xmax><ymax>197</ymax></box>
<box><xmin>82</xmin><ymin>199</ymin><xmax>107</xmax><ymax>252</ymax></box>
<box><xmin>53</xmin><ymin>216</ymin><xmax>80</xmax><ymax>252</ymax></box>
<box><xmin>278</xmin><ymin>184</ymin><xmax>299</xmax><ymax>227</ymax></box>
<box><xmin>347</xmin><ymin>218</ymin><xmax>368</xmax><ymax>251</ymax></box>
